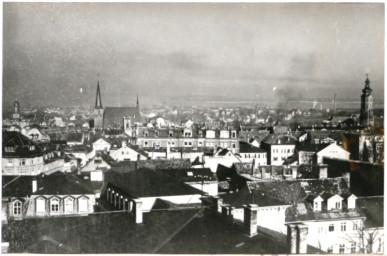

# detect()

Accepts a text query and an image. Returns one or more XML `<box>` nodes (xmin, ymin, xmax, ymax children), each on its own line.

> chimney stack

<box><xmin>32</xmin><ymin>179</ymin><xmax>37</xmax><ymax>193</ymax></box>
<box><xmin>243</xmin><ymin>204</ymin><xmax>259</xmax><ymax>237</ymax></box>
<box><xmin>133</xmin><ymin>199</ymin><xmax>143</xmax><ymax>224</ymax></box>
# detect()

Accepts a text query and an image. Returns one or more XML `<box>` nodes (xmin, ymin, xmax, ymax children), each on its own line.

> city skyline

<box><xmin>3</xmin><ymin>3</ymin><xmax>384</xmax><ymax>108</ymax></box>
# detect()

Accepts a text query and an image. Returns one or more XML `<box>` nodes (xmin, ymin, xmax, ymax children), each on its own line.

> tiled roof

<box><xmin>157</xmin><ymin>168</ymin><xmax>217</xmax><ymax>182</ymax></box>
<box><xmin>103</xmin><ymin>107</ymin><xmax>141</xmax><ymax>128</ymax></box>
<box><xmin>2</xmin><ymin>173</ymin><xmax>94</xmax><ymax>197</ymax></box>
<box><xmin>261</xmin><ymin>134</ymin><xmax>296</xmax><ymax>145</ymax></box>
<box><xmin>239</xmin><ymin>141</ymin><xmax>266</xmax><ymax>153</ymax></box>
<box><xmin>357</xmin><ymin>196</ymin><xmax>384</xmax><ymax>228</ymax></box>
<box><xmin>104</xmin><ymin>168</ymin><xmax>204</xmax><ymax>197</ymax></box>
<box><xmin>2</xmin><ymin>131</ymin><xmax>44</xmax><ymax>158</ymax></box>
<box><xmin>297</xmin><ymin>143</ymin><xmax>329</xmax><ymax>152</ymax></box>
<box><xmin>66</xmin><ymin>133</ymin><xmax>84</xmax><ymax>143</ymax></box>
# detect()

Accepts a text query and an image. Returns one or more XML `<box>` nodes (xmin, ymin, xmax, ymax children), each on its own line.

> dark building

<box><xmin>93</xmin><ymin>82</ymin><xmax>141</xmax><ymax>130</ymax></box>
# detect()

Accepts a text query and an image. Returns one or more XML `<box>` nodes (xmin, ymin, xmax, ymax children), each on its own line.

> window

<box><xmin>232</xmin><ymin>143</ymin><xmax>236</xmax><ymax>148</ymax></box>
<box><xmin>94</xmin><ymin>159</ymin><xmax>102</xmax><ymax>163</ymax></box>
<box><xmin>232</xmin><ymin>132</ymin><xmax>236</xmax><ymax>138</ymax></box>
<box><xmin>50</xmin><ymin>198</ymin><xmax>59</xmax><ymax>213</ymax></box>
<box><xmin>351</xmin><ymin>243</ymin><xmax>356</xmax><ymax>253</ymax></box>
<box><xmin>339</xmin><ymin>244</ymin><xmax>345</xmax><ymax>254</ymax></box>
<box><xmin>30</xmin><ymin>145</ymin><xmax>35</xmax><ymax>151</ymax></box>
<box><xmin>78</xmin><ymin>197</ymin><xmax>88</xmax><ymax>212</ymax></box>
<box><xmin>318</xmin><ymin>226</ymin><xmax>324</xmax><ymax>233</ymax></box>
<box><xmin>13</xmin><ymin>201</ymin><xmax>22</xmax><ymax>215</ymax></box>
<box><xmin>36</xmin><ymin>198</ymin><xmax>45</xmax><ymax>213</ymax></box>
<box><xmin>273</xmin><ymin>157</ymin><xmax>278</xmax><ymax>161</ymax></box>
<box><xmin>188</xmin><ymin>142</ymin><xmax>192</xmax><ymax>146</ymax></box>
<box><xmin>327</xmin><ymin>246</ymin><xmax>333</xmax><ymax>253</ymax></box>
<box><xmin>145</xmin><ymin>132</ymin><xmax>148</xmax><ymax>137</ymax></box>
<box><xmin>335</xmin><ymin>201</ymin><xmax>341</xmax><ymax>209</ymax></box>
<box><xmin>341</xmin><ymin>222</ymin><xmax>346</xmax><ymax>232</ymax></box>
<box><xmin>65</xmin><ymin>198</ymin><xmax>74</xmax><ymax>212</ymax></box>
<box><xmin>155</xmin><ymin>131</ymin><xmax>159</xmax><ymax>137</ymax></box>
<box><xmin>353</xmin><ymin>223</ymin><xmax>358</xmax><ymax>231</ymax></box>
<box><xmin>20</xmin><ymin>159</ymin><xmax>26</xmax><ymax>166</ymax></box>
<box><xmin>184</xmin><ymin>142</ymin><xmax>188</xmax><ymax>146</ymax></box>
<box><xmin>7</xmin><ymin>159</ymin><xmax>12</xmax><ymax>164</ymax></box>
<box><xmin>329</xmin><ymin>224</ymin><xmax>334</xmax><ymax>232</ymax></box>
<box><xmin>144</xmin><ymin>141</ymin><xmax>148</xmax><ymax>146</ymax></box>
<box><xmin>199</xmin><ymin>142</ymin><xmax>202</xmax><ymax>145</ymax></box>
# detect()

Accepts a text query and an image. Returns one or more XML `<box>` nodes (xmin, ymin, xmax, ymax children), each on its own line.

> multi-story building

<box><xmin>135</xmin><ymin>126</ymin><xmax>240</xmax><ymax>153</ymax></box>
<box><xmin>2</xmin><ymin>131</ymin><xmax>45</xmax><ymax>176</ymax></box>
<box><xmin>261</xmin><ymin>134</ymin><xmax>296</xmax><ymax>165</ymax></box>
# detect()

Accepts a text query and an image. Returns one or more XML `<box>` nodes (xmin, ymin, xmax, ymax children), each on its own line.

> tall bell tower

<box><xmin>360</xmin><ymin>75</ymin><xmax>374</xmax><ymax>127</ymax></box>
<box><xmin>94</xmin><ymin>81</ymin><xmax>104</xmax><ymax>129</ymax></box>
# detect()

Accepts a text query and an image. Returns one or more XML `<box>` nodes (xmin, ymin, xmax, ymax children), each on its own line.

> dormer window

<box><xmin>327</xmin><ymin>194</ymin><xmax>343</xmax><ymax>210</ymax></box>
<box><xmin>313</xmin><ymin>196</ymin><xmax>323</xmax><ymax>211</ymax></box>
<box><xmin>4</xmin><ymin>146</ymin><xmax>15</xmax><ymax>152</ymax></box>
<box><xmin>30</xmin><ymin>145</ymin><xmax>35</xmax><ymax>151</ymax></box>
<box><xmin>347</xmin><ymin>194</ymin><xmax>357</xmax><ymax>209</ymax></box>
<box><xmin>169</xmin><ymin>131</ymin><xmax>173</xmax><ymax>137</ymax></box>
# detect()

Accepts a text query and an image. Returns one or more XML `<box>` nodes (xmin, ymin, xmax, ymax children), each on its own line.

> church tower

<box><xmin>12</xmin><ymin>98</ymin><xmax>20</xmax><ymax>120</ymax></box>
<box><xmin>360</xmin><ymin>75</ymin><xmax>374</xmax><ymax>127</ymax></box>
<box><xmin>94</xmin><ymin>81</ymin><xmax>104</xmax><ymax>129</ymax></box>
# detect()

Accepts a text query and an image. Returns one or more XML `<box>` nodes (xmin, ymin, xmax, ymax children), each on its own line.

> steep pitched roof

<box><xmin>103</xmin><ymin>107</ymin><xmax>141</xmax><ymax>128</ymax></box>
<box><xmin>104</xmin><ymin>168</ymin><xmax>204</xmax><ymax>197</ymax></box>
<box><xmin>2</xmin><ymin>131</ymin><xmax>44</xmax><ymax>158</ymax></box>
<box><xmin>2</xmin><ymin>173</ymin><xmax>94</xmax><ymax>197</ymax></box>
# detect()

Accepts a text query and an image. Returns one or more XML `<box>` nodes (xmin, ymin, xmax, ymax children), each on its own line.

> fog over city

<box><xmin>3</xmin><ymin>3</ymin><xmax>384</xmax><ymax>108</ymax></box>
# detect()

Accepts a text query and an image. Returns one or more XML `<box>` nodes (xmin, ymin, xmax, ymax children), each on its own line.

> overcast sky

<box><xmin>3</xmin><ymin>3</ymin><xmax>385</xmax><ymax>108</ymax></box>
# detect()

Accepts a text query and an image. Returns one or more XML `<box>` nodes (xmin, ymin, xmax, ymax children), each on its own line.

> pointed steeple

<box><xmin>95</xmin><ymin>81</ymin><xmax>103</xmax><ymax>109</ymax></box>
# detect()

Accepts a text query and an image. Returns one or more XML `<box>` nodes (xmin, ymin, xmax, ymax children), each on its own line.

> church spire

<box><xmin>95</xmin><ymin>81</ymin><xmax>103</xmax><ymax>109</ymax></box>
<box><xmin>136</xmin><ymin>93</ymin><xmax>139</xmax><ymax>109</ymax></box>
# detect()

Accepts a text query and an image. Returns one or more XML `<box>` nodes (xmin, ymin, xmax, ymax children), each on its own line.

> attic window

<box><xmin>4</xmin><ymin>146</ymin><xmax>15</xmax><ymax>152</ymax></box>
<box><xmin>187</xmin><ymin>172</ymin><xmax>193</xmax><ymax>176</ymax></box>
<box><xmin>94</xmin><ymin>159</ymin><xmax>102</xmax><ymax>164</ymax></box>
<box><xmin>30</xmin><ymin>145</ymin><xmax>35</xmax><ymax>151</ymax></box>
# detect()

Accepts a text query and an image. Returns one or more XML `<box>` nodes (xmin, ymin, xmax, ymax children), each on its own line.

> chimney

<box><xmin>342</xmin><ymin>172</ymin><xmax>351</xmax><ymax>189</ymax></box>
<box><xmin>319</xmin><ymin>164</ymin><xmax>328</xmax><ymax>179</ymax></box>
<box><xmin>297</xmin><ymin>224</ymin><xmax>309</xmax><ymax>254</ymax></box>
<box><xmin>261</xmin><ymin>168</ymin><xmax>266</xmax><ymax>179</ymax></box>
<box><xmin>32</xmin><ymin>179</ymin><xmax>37</xmax><ymax>193</ymax></box>
<box><xmin>292</xmin><ymin>167</ymin><xmax>298</xmax><ymax>179</ymax></box>
<box><xmin>287</xmin><ymin>224</ymin><xmax>298</xmax><ymax>254</ymax></box>
<box><xmin>243</xmin><ymin>204</ymin><xmax>259</xmax><ymax>237</ymax></box>
<box><xmin>133</xmin><ymin>199</ymin><xmax>143</xmax><ymax>224</ymax></box>
<box><xmin>212</xmin><ymin>196</ymin><xmax>223</xmax><ymax>213</ymax></box>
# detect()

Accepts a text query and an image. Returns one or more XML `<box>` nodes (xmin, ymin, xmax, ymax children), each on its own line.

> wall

<box><xmin>187</xmin><ymin>182</ymin><xmax>218</xmax><ymax>196</ymax></box>
<box><xmin>110</xmin><ymin>146</ymin><xmax>147</xmax><ymax>162</ymax></box>
<box><xmin>140</xmin><ymin>194</ymin><xmax>202</xmax><ymax>212</ymax></box>
<box><xmin>2</xmin><ymin>156</ymin><xmax>44</xmax><ymax>176</ymax></box>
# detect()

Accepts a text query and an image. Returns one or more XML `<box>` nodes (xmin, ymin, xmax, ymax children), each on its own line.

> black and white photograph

<box><xmin>1</xmin><ymin>2</ymin><xmax>384</xmax><ymax>254</ymax></box>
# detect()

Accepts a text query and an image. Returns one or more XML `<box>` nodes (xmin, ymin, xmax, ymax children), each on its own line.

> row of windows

<box><xmin>272</xmin><ymin>148</ymin><xmax>294</xmax><ymax>154</ymax></box>
<box><xmin>143</xmin><ymin>140</ymin><xmax>236</xmax><ymax>148</ymax></box>
<box><xmin>318</xmin><ymin>222</ymin><xmax>358</xmax><ymax>233</ymax></box>
<box><xmin>144</xmin><ymin>131</ymin><xmax>237</xmax><ymax>138</ymax></box>
<box><xmin>243</xmin><ymin>154</ymin><xmax>265</xmax><ymax>159</ymax></box>
<box><xmin>16</xmin><ymin>197</ymin><xmax>90</xmax><ymax>214</ymax></box>
<box><xmin>327</xmin><ymin>243</ymin><xmax>356</xmax><ymax>254</ymax></box>
<box><xmin>5</xmin><ymin>157</ymin><xmax>43</xmax><ymax>166</ymax></box>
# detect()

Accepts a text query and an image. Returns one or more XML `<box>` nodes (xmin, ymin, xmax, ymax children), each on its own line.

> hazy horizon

<box><xmin>3</xmin><ymin>3</ymin><xmax>385</xmax><ymax>109</ymax></box>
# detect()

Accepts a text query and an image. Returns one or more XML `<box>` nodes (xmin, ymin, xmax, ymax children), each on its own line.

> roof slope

<box><xmin>103</xmin><ymin>107</ymin><xmax>141</xmax><ymax>128</ymax></box>
<box><xmin>3</xmin><ymin>131</ymin><xmax>44</xmax><ymax>158</ymax></box>
<box><xmin>2</xmin><ymin>173</ymin><xmax>94</xmax><ymax>197</ymax></box>
<box><xmin>105</xmin><ymin>168</ymin><xmax>204</xmax><ymax>197</ymax></box>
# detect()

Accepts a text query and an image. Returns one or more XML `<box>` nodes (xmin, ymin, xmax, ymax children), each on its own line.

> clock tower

<box><xmin>360</xmin><ymin>75</ymin><xmax>374</xmax><ymax>127</ymax></box>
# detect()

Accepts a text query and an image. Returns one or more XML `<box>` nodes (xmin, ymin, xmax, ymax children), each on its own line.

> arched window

<box><xmin>13</xmin><ymin>201</ymin><xmax>22</xmax><ymax>215</ymax></box>
<box><xmin>50</xmin><ymin>198</ymin><xmax>59</xmax><ymax>213</ymax></box>
<box><xmin>64</xmin><ymin>197</ymin><xmax>74</xmax><ymax>212</ymax></box>
<box><xmin>78</xmin><ymin>197</ymin><xmax>88</xmax><ymax>212</ymax></box>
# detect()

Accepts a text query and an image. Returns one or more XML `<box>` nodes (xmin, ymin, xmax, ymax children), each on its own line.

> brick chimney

<box><xmin>133</xmin><ymin>199</ymin><xmax>143</xmax><ymax>224</ymax></box>
<box><xmin>287</xmin><ymin>224</ymin><xmax>298</xmax><ymax>254</ymax></box>
<box><xmin>297</xmin><ymin>224</ymin><xmax>308</xmax><ymax>253</ymax></box>
<box><xmin>243</xmin><ymin>204</ymin><xmax>259</xmax><ymax>237</ymax></box>
<box><xmin>287</xmin><ymin>223</ymin><xmax>309</xmax><ymax>254</ymax></box>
